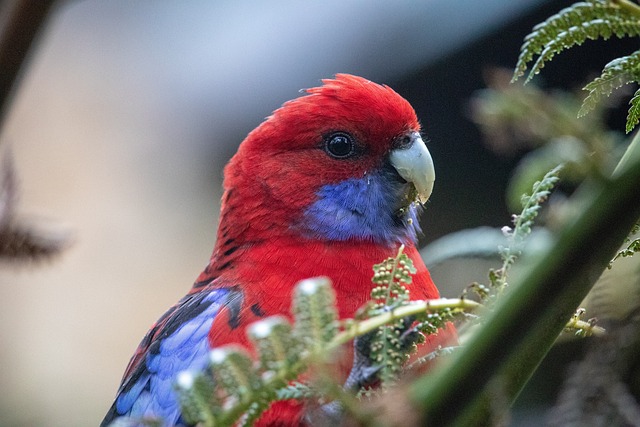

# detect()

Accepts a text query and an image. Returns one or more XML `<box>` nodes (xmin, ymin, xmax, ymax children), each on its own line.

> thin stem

<box><xmin>612</xmin><ymin>0</ymin><xmax>640</xmax><ymax>18</ymax></box>
<box><xmin>382</xmin><ymin>244</ymin><xmax>406</xmax><ymax>305</ymax></box>
<box><xmin>613</xmin><ymin>126</ymin><xmax>640</xmax><ymax>177</ymax></box>
<box><xmin>329</xmin><ymin>298</ymin><xmax>480</xmax><ymax>350</ymax></box>
<box><xmin>565</xmin><ymin>319</ymin><xmax>606</xmax><ymax>337</ymax></box>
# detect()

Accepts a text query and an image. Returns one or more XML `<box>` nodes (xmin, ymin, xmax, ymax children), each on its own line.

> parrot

<box><xmin>101</xmin><ymin>74</ymin><xmax>454</xmax><ymax>427</ymax></box>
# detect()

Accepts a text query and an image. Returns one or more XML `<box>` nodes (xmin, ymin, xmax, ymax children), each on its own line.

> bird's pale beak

<box><xmin>389</xmin><ymin>132</ymin><xmax>435</xmax><ymax>204</ymax></box>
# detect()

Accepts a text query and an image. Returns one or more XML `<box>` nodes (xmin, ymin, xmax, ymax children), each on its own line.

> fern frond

<box><xmin>370</xmin><ymin>247</ymin><xmax>414</xmax><ymax>312</ymax></box>
<box><xmin>501</xmin><ymin>165</ymin><xmax>562</xmax><ymax>262</ymax></box>
<box><xmin>609</xmin><ymin>234</ymin><xmax>640</xmax><ymax>265</ymax></box>
<box><xmin>579</xmin><ymin>50</ymin><xmax>640</xmax><ymax>117</ymax></box>
<box><xmin>627</xmin><ymin>87</ymin><xmax>640</xmax><ymax>132</ymax></box>
<box><xmin>369</xmin><ymin>246</ymin><xmax>418</xmax><ymax>387</ymax></box>
<box><xmin>248</xmin><ymin>316</ymin><xmax>298</xmax><ymax>372</ymax></box>
<box><xmin>513</xmin><ymin>0</ymin><xmax>640</xmax><ymax>83</ymax></box>
<box><xmin>514</xmin><ymin>1</ymin><xmax>612</xmax><ymax>80</ymax></box>
<box><xmin>370</xmin><ymin>320</ymin><xmax>409</xmax><ymax>387</ymax></box>
<box><xmin>483</xmin><ymin>165</ymin><xmax>563</xmax><ymax>297</ymax></box>
<box><xmin>528</xmin><ymin>19</ymin><xmax>640</xmax><ymax>83</ymax></box>
<box><xmin>275</xmin><ymin>382</ymin><xmax>317</xmax><ymax>401</ymax></box>
<box><xmin>174</xmin><ymin>280</ymin><xmax>481</xmax><ymax>425</ymax></box>
<box><xmin>209</xmin><ymin>346</ymin><xmax>262</xmax><ymax>398</ymax></box>
<box><xmin>175</xmin><ymin>372</ymin><xmax>219</xmax><ymax>426</ymax></box>
<box><xmin>239</xmin><ymin>401</ymin><xmax>273</xmax><ymax>427</ymax></box>
<box><xmin>292</xmin><ymin>277</ymin><xmax>339</xmax><ymax>353</ymax></box>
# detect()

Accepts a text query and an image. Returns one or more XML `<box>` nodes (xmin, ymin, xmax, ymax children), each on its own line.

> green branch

<box><xmin>409</xmin><ymin>130</ymin><xmax>640</xmax><ymax>426</ymax></box>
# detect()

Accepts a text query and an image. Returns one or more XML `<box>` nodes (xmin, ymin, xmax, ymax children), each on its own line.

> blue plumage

<box><xmin>303</xmin><ymin>169</ymin><xmax>421</xmax><ymax>245</ymax></box>
<box><xmin>103</xmin><ymin>289</ymin><xmax>228</xmax><ymax>427</ymax></box>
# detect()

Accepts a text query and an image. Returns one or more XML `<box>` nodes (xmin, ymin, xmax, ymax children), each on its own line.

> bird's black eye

<box><xmin>324</xmin><ymin>132</ymin><xmax>356</xmax><ymax>159</ymax></box>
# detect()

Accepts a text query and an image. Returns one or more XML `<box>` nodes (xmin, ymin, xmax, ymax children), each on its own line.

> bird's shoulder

<box><xmin>103</xmin><ymin>281</ymin><xmax>237</xmax><ymax>424</ymax></box>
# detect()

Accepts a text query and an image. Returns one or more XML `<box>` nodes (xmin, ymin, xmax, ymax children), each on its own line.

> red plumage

<box><xmin>103</xmin><ymin>74</ymin><xmax>454</xmax><ymax>427</ymax></box>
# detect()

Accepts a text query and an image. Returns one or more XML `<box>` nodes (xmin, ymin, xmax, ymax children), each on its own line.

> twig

<box><xmin>0</xmin><ymin>0</ymin><xmax>58</xmax><ymax>136</ymax></box>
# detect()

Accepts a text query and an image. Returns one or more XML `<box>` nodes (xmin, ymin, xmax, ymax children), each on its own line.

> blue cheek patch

<box><xmin>303</xmin><ymin>173</ymin><xmax>421</xmax><ymax>245</ymax></box>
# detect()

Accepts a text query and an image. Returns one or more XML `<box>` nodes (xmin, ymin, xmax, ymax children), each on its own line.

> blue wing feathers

<box><xmin>115</xmin><ymin>375</ymin><xmax>148</xmax><ymax>414</ymax></box>
<box><xmin>102</xmin><ymin>288</ymin><xmax>228</xmax><ymax>427</ymax></box>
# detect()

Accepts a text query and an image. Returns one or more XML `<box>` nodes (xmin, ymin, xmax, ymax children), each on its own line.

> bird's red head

<box><xmin>236</xmin><ymin>74</ymin><xmax>421</xmax><ymax>193</ymax></box>
<box><xmin>215</xmin><ymin>74</ymin><xmax>435</xmax><ymax>255</ymax></box>
<box><xmin>247</xmin><ymin>73</ymin><xmax>420</xmax><ymax>163</ymax></box>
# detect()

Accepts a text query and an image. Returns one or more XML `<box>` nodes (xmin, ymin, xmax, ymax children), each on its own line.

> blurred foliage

<box><xmin>470</xmin><ymin>67</ymin><xmax>625</xmax><ymax>211</ymax></box>
<box><xmin>512</xmin><ymin>0</ymin><xmax>640</xmax><ymax>133</ymax></box>
<box><xmin>7</xmin><ymin>0</ymin><xmax>640</xmax><ymax>425</ymax></box>
<box><xmin>412</xmin><ymin>1</ymin><xmax>640</xmax><ymax>424</ymax></box>
<box><xmin>464</xmin><ymin>67</ymin><xmax>640</xmax><ymax>342</ymax></box>
<box><xmin>0</xmin><ymin>153</ymin><xmax>70</xmax><ymax>262</ymax></box>
<box><xmin>120</xmin><ymin>260</ymin><xmax>478</xmax><ymax>427</ymax></box>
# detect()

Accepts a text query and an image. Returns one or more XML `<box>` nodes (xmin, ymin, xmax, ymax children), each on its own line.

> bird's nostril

<box><xmin>394</xmin><ymin>133</ymin><xmax>414</xmax><ymax>149</ymax></box>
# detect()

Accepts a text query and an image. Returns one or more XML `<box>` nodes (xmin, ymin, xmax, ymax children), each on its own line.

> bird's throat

<box><xmin>301</xmin><ymin>172</ymin><xmax>421</xmax><ymax>245</ymax></box>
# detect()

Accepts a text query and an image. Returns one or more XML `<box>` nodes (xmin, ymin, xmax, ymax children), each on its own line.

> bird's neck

<box><xmin>209</xmin><ymin>157</ymin><xmax>422</xmax><ymax>264</ymax></box>
<box><xmin>196</xmin><ymin>237</ymin><xmax>439</xmax><ymax>320</ymax></box>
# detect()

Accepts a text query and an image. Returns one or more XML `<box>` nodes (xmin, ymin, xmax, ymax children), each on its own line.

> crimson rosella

<box><xmin>101</xmin><ymin>74</ymin><xmax>454</xmax><ymax>427</ymax></box>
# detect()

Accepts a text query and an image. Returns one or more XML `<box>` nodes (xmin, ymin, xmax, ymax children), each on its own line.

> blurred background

<box><xmin>0</xmin><ymin>0</ymin><xmax>638</xmax><ymax>425</ymax></box>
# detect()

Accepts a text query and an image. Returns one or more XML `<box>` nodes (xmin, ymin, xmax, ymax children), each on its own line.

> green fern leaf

<box><xmin>247</xmin><ymin>316</ymin><xmax>299</xmax><ymax>373</ymax></box>
<box><xmin>209</xmin><ymin>346</ymin><xmax>262</xmax><ymax>398</ymax></box>
<box><xmin>513</xmin><ymin>0</ymin><xmax>640</xmax><ymax>83</ymax></box>
<box><xmin>579</xmin><ymin>51</ymin><xmax>640</xmax><ymax>117</ymax></box>
<box><xmin>528</xmin><ymin>19</ymin><xmax>640</xmax><ymax>83</ymax></box>
<box><xmin>626</xmin><ymin>88</ymin><xmax>640</xmax><ymax>133</ymax></box>
<box><xmin>491</xmin><ymin>165</ymin><xmax>562</xmax><ymax>294</ymax></box>
<box><xmin>175</xmin><ymin>372</ymin><xmax>219</xmax><ymax>426</ymax></box>
<box><xmin>275</xmin><ymin>382</ymin><xmax>317</xmax><ymax>400</ymax></box>
<box><xmin>371</xmin><ymin>251</ymin><xmax>414</xmax><ymax>311</ymax></box>
<box><xmin>368</xmin><ymin>247</ymin><xmax>419</xmax><ymax>388</ymax></box>
<box><xmin>240</xmin><ymin>400</ymin><xmax>275</xmax><ymax>427</ymax></box>
<box><xmin>609</xmin><ymin>237</ymin><xmax>640</xmax><ymax>265</ymax></box>
<box><xmin>513</xmin><ymin>1</ymin><xmax>617</xmax><ymax>81</ymax></box>
<box><xmin>292</xmin><ymin>277</ymin><xmax>339</xmax><ymax>353</ymax></box>
<box><xmin>609</xmin><ymin>222</ymin><xmax>640</xmax><ymax>266</ymax></box>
